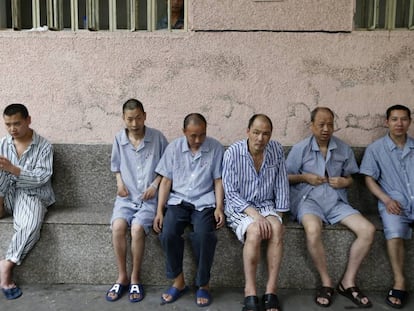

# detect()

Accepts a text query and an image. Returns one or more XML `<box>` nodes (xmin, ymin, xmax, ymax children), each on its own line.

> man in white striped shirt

<box><xmin>0</xmin><ymin>103</ymin><xmax>55</xmax><ymax>300</ymax></box>
<box><xmin>222</xmin><ymin>114</ymin><xmax>289</xmax><ymax>311</ymax></box>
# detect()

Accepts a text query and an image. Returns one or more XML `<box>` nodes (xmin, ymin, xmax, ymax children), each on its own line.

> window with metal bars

<box><xmin>0</xmin><ymin>0</ymin><xmax>186</xmax><ymax>31</ymax></box>
<box><xmin>355</xmin><ymin>0</ymin><xmax>414</xmax><ymax>30</ymax></box>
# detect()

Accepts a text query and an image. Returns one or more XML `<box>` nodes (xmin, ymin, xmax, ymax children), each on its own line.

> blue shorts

<box><xmin>296</xmin><ymin>184</ymin><xmax>359</xmax><ymax>225</ymax></box>
<box><xmin>379</xmin><ymin>202</ymin><xmax>414</xmax><ymax>240</ymax></box>
<box><xmin>111</xmin><ymin>197</ymin><xmax>156</xmax><ymax>234</ymax></box>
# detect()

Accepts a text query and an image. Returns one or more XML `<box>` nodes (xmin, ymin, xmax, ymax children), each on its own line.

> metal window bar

<box><xmin>409</xmin><ymin>0</ymin><xmax>414</xmax><ymax>28</ymax></box>
<box><xmin>47</xmin><ymin>0</ymin><xmax>63</xmax><ymax>30</ymax></box>
<box><xmin>385</xmin><ymin>0</ymin><xmax>397</xmax><ymax>29</ymax></box>
<box><xmin>109</xmin><ymin>0</ymin><xmax>116</xmax><ymax>31</ymax></box>
<box><xmin>87</xmin><ymin>0</ymin><xmax>99</xmax><ymax>30</ymax></box>
<box><xmin>11</xmin><ymin>0</ymin><xmax>21</xmax><ymax>30</ymax></box>
<box><xmin>71</xmin><ymin>0</ymin><xmax>78</xmax><ymax>31</ymax></box>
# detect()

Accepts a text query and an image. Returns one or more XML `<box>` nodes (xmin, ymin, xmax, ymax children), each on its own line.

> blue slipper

<box><xmin>129</xmin><ymin>283</ymin><xmax>145</xmax><ymax>303</ymax></box>
<box><xmin>105</xmin><ymin>283</ymin><xmax>128</xmax><ymax>302</ymax></box>
<box><xmin>2</xmin><ymin>286</ymin><xmax>22</xmax><ymax>300</ymax></box>
<box><xmin>160</xmin><ymin>285</ymin><xmax>189</xmax><ymax>304</ymax></box>
<box><xmin>196</xmin><ymin>288</ymin><xmax>212</xmax><ymax>307</ymax></box>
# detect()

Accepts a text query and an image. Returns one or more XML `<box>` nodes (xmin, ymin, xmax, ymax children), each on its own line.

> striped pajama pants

<box><xmin>1</xmin><ymin>181</ymin><xmax>46</xmax><ymax>265</ymax></box>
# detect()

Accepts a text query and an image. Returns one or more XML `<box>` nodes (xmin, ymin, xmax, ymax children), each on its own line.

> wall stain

<box><xmin>302</xmin><ymin>46</ymin><xmax>414</xmax><ymax>89</ymax></box>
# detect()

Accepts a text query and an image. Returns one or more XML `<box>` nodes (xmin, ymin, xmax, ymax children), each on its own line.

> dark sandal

<box><xmin>262</xmin><ymin>293</ymin><xmax>281</xmax><ymax>311</ymax></box>
<box><xmin>315</xmin><ymin>286</ymin><xmax>334</xmax><ymax>307</ymax></box>
<box><xmin>337</xmin><ymin>282</ymin><xmax>372</xmax><ymax>308</ymax></box>
<box><xmin>242</xmin><ymin>295</ymin><xmax>260</xmax><ymax>311</ymax></box>
<box><xmin>386</xmin><ymin>288</ymin><xmax>408</xmax><ymax>309</ymax></box>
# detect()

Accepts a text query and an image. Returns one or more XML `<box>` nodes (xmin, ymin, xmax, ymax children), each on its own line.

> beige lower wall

<box><xmin>0</xmin><ymin>30</ymin><xmax>413</xmax><ymax>146</ymax></box>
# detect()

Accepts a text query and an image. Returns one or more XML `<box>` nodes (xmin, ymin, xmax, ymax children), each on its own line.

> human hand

<box><xmin>117</xmin><ymin>184</ymin><xmax>129</xmax><ymax>197</ymax></box>
<box><xmin>214</xmin><ymin>208</ymin><xmax>225</xmax><ymax>229</ymax></box>
<box><xmin>253</xmin><ymin>214</ymin><xmax>272</xmax><ymax>240</ymax></box>
<box><xmin>0</xmin><ymin>156</ymin><xmax>13</xmax><ymax>172</ymax></box>
<box><xmin>141</xmin><ymin>186</ymin><xmax>156</xmax><ymax>201</ymax></box>
<box><xmin>304</xmin><ymin>173</ymin><xmax>327</xmax><ymax>186</ymax></box>
<box><xmin>328</xmin><ymin>177</ymin><xmax>348</xmax><ymax>189</ymax></box>
<box><xmin>384</xmin><ymin>198</ymin><xmax>403</xmax><ymax>215</ymax></box>
<box><xmin>153</xmin><ymin>212</ymin><xmax>163</xmax><ymax>233</ymax></box>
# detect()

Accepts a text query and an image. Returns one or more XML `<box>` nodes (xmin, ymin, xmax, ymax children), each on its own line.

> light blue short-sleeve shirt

<box><xmin>155</xmin><ymin>136</ymin><xmax>224</xmax><ymax>211</ymax></box>
<box><xmin>111</xmin><ymin>126</ymin><xmax>168</xmax><ymax>206</ymax></box>
<box><xmin>360</xmin><ymin>134</ymin><xmax>414</xmax><ymax>212</ymax></box>
<box><xmin>286</xmin><ymin>135</ymin><xmax>359</xmax><ymax>213</ymax></box>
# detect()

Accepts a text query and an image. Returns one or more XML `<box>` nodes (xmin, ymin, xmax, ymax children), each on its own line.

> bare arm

<box><xmin>153</xmin><ymin>177</ymin><xmax>172</xmax><ymax>233</ymax></box>
<box><xmin>141</xmin><ymin>174</ymin><xmax>162</xmax><ymax>201</ymax></box>
<box><xmin>365</xmin><ymin>175</ymin><xmax>402</xmax><ymax>215</ymax></box>
<box><xmin>115</xmin><ymin>172</ymin><xmax>128</xmax><ymax>197</ymax></box>
<box><xmin>213</xmin><ymin>178</ymin><xmax>225</xmax><ymax>229</ymax></box>
<box><xmin>288</xmin><ymin>173</ymin><xmax>327</xmax><ymax>186</ymax></box>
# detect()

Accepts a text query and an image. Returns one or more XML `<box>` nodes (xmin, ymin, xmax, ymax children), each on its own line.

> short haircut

<box><xmin>122</xmin><ymin>98</ymin><xmax>145</xmax><ymax>113</ymax></box>
<box><xmin>3</xmin><ymin>103</ymin><xmax>29</xmax><ymax>118</ymax></box>
<box><xmin>183</xmin><ymin>113</ymin><xmax>207</xmax><ymax>129</ymax></box>
<box><xmin>310</xmin><ymin>107</ymin><xmax>334</xmax><ymax>122</ymax></box>
<box><xmin>248</xmin><ymin>114</ymin><xmax>273</xmax><ymax>131</ymax></box>
<box><xmin>386</xmin><ymin>104</ymin><xmax>411</xmax><ymax>120</ymax></box>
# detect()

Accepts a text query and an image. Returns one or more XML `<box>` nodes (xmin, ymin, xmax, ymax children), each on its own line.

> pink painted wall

<box><xmin>0</xmin><ymin>1</ymin><xmax>413</xmax><ymax>146</ymax></box>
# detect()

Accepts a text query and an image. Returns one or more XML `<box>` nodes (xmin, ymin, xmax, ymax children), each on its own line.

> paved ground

<box><xmin>0</xmin><ymin>285</ymin><xmax>411</xmax><ymax>310</ymax></box>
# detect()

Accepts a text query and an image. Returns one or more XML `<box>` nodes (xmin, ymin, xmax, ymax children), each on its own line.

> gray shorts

<box><xmin>379</xmin><ymin>202</ymin><xmax>414</xmax><ymax>240</ymax></box>
<box><xmin>297</xmin><ymin>184</ymin><xmax>359</xmax><ymax>225</ymax></box>
<box><xmin>111</xmin><ymin>198</ymin><xmax>156</xmax><ymax>234</ymax></box>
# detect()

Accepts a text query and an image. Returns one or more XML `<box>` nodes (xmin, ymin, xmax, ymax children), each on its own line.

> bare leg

<box><xmin>0</xmin><ymin>259</ymin><xmax>16</xmax><ymax>288</ymax></box>
<box><xmin>386</xmin><ymin>238</ymin><xmax>405</xmax><ymax>306</ymax></box>
<box><xmin>340</xmin><ymin>214</ymin><xmax>375</xmax><ymax>286</ymax></box>
<box><xmin>264</xmin><ymin>216</ymin><xmax>284</xmax><ymax>311</ymax></box>
<box><xmin>243</xmin><ymin>222</ymin><xmax>263</xmax><ymax>297</ymax></box>
<box><xmin>130</xmin><ymin>224</ymin><xmax>145</xmax><ymax>284</ymax></box>
<box><xmin>302</xmin><ymin>214</ymin><xmax>332</xmax><ymax>305</ymax></box>
<box><xmin>107</xmin><ymin>219</ymin><xmax>129</xmax><ymax>300</ymax></box>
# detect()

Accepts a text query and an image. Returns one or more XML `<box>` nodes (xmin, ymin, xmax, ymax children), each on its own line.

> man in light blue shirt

<box><xmin>153</xmin><ymin>113</ymin><xmax>225</xmax><ymax>307</ymax></box>
<box><xmin>286</xmin><ymin>107</ymin><xmax>375</xmax><ymax>308</ymax></box>
<box><xmin>106</xmin><ymin>99</ymin><xmax>168</xmax><ymax>303</ymax></box>
<box><xmin>0</xmin><ymin>103</ymin><xmax>55</xmax><ymax>300</ymax></box>
<box><xmin>360</xmin><ymin>104</ymin><xmax>414</xmax><ymax>309</ymax></box>
<box><xmin>223</xmin><ymin>114</ymin><xmax>289</xmax><ymax>311</ymax></box>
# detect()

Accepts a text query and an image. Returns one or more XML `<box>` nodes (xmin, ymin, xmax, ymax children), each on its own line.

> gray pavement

<box><xmin>0</xmin><ymin>285</ymin><xmax>411</xmax><ymax>311</ymax></box>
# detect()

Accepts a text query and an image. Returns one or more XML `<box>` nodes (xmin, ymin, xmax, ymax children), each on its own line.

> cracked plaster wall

<box><xmin>0</xmin><ymin>2</ymin><xmax>413</xmax><ymax>147</ymax></box>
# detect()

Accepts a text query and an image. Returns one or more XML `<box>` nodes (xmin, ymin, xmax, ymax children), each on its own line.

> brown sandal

<box><xmin>337</xmin><ymin>282</ymin><xmax>372</xmax><ymax>308</ymax></box>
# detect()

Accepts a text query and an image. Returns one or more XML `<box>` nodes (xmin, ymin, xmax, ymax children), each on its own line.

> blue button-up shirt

<box><xmin>155</xmin><ymin>136</ymin><xmax>224</xmax><ymax>211</ymax></box>
<box><xmin>222</xmin><ymin>139</ymin><xmax>289</xmax><ymax>214</ymax></box>
<box><xmin>286</xmin><ymin>135</ymin><xmax>359</xmax><ymax>211</ymax></box>
<box><xmin>360</xmin><ymin>134</ymin><xmax>414</xmax><ymax>211</ymax></box>
<box><xmin>111</xmin><ymin>126</ymin><xmax>168</xmax><ymax>205</ymax></box>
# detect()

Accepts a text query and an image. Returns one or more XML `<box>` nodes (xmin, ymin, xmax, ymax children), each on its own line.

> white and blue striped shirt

<box><xmin>222</xmin><ymin>139</ymin><xmax>289</xmax><ymax>214</ymax></box>
<box><xmin>0</xmin><ymin>131</ymin><xmax>55</xmax><ymax>207</ymax></box>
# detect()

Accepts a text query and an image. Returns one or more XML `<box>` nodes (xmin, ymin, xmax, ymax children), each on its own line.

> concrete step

<box><xmin>1</xmin><ymin>144</ymin><xmax>413</xmax><ymax>291</ymax></box>
<box><xmin>1</xmin><ymin>284</ymin><xmax>413</xmax><ymax>311</ymax></box>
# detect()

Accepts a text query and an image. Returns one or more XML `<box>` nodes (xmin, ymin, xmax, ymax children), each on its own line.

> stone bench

<box><xmin>0</xmin><ymin>144</ymin><xmax>413</xmax><ymax>290</ymax></box>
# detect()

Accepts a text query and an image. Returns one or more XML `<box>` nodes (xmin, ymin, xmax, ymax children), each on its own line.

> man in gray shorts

<box><xmin>286</xmin><ymin>107</ymin><xmax>375</xmax><ymax>308</ymax></box>
<box><xmin>360</xmin><ymin>104</ymin><xmax>413</xmax><ymax>309</ymax></box>
<box><xmin>106</xmin><ymin>99</ymin><xmax>168</xmax><ymax>303</ymax></box>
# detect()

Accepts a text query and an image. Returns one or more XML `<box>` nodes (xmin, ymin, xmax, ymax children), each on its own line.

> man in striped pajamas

<box><xmin>222</xmin><ymin>114</ymin><xmax>289</xmax><ymax>311</ymax></box>
<box><xmin>0</xmin><ymin>103</ymin><xmax>55</xmax><ymax>300</ymax></box>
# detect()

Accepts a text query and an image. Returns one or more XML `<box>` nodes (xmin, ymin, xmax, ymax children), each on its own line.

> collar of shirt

<box><xmin>119</xmin><ymin>126</ymin><xmax>151</xmax><ymax>148</ymax></box>
<box><xmin>385</xmin><ymin>133</ymin><xmax>414</xmax><ymax>156</ymax></box>
<box><xmin>7</xmin><ymin>130</ymin><xmax>38</xmax><ymax>146</ymax></box>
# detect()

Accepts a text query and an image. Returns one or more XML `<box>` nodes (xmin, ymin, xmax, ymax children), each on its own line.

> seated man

<box><xmin>153</xmin><ymin>113</ymin><xmax>225</xmax><ymax>307</ymax></box>
<box><xmin>0</xmin><ymin>103</ymin><xmax>55</xmax><ymax>300</ymax></box>
<box><xmin>105</xmin><ymin>99</ymin><xmax>167</xmax><ymax>303</ymax></box>
<box><xmin>286</xmin><ymin>107</ymin><xmax>375</xmax><ymax>308</ymax></box>
<box><xmin>360</xmin><ymin>104</ymin><xmax>413</xmax><ymax>309</ymax></box>
<box><xmin>222</xmin><ymin>114</ymin><xmax>289</xmax><ymax>311</ymax></box>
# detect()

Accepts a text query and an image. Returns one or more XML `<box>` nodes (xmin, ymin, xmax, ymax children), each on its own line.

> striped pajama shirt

<box><xmin>0</xmin><ymin>131</ymin><xmax>55</xmax><ymax>265</ymax></box>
